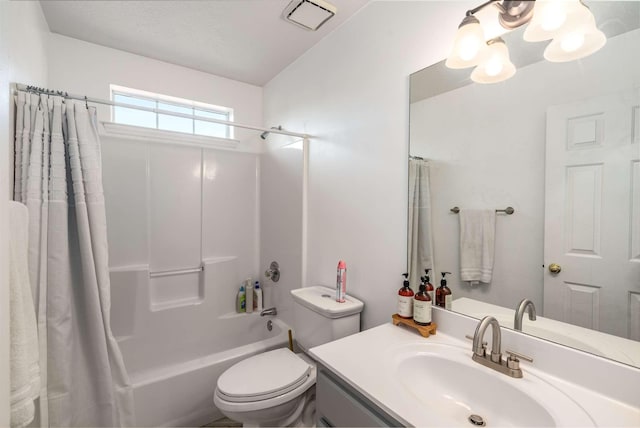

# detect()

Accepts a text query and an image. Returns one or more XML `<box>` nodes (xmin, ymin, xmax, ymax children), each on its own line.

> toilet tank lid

<box><xmin>291</xmin><ymin>286</ymin><xmax>364</xmax><ymax>318</ymax></box>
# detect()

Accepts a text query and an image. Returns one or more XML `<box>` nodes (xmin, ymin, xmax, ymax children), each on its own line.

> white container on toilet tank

<box><xmin>291</xmin><ymin>286</ymin><xmax>364</xmax><ymax>351</ymax></box>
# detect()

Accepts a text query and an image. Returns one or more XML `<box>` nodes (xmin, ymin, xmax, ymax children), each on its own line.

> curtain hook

<box><xmin>84</xmin><ymin>96</ymin><xmax>89</xmax><ymax>109</ymax></box>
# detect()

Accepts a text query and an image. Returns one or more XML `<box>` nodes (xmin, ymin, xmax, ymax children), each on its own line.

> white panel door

<box><xmin>544</xmin><ymin>89</ymin><xmax>640</xmax><ymax>338</ymax></box>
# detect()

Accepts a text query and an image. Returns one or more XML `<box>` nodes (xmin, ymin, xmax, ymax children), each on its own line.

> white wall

<box><xmin>410</xmin><ymin>29</ymin><xmax>640</xmax><ymax>312</ymax></box>
<box><xmin>264</xmin><ymin>1</ymin><xmax>476</xmax><ymax>330</ymax></box>
<box><xmin>47</xmin><ymin>33</ymin><xmax>263</xmax><ymax>152</ymax></box>
<box><xmin>0</xmin><ymin>1</ymin><xmax>49</xmax><ymax>424</ymax></box>
<box><xmin>259</xmin><ymin>136</ymin><xmax>304</xmax><ymax>328</ymax></box>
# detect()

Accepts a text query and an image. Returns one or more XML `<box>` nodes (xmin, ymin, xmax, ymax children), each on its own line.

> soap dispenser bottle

<box><xmin>424</xmin><ymin>268</ymin><xmax>435</xmax><ymax>303</ymax></box>
<box><xmin>397</xmin><ymin>273</ymin><xmax>414</xmax><ymax>318</ymax></box>
<box><xmin>436</xmin><ymin>272</ymin><xmax>452</xmax><ymax>310</ymax></box>
<box><xmin>413</xmin><ymin>279</ymin><xmax>432</xmax><ymax>326</ymax></box>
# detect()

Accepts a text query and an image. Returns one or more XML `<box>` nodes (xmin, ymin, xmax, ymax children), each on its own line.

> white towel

<box><xmin>9</xmin><ymin>201</ymin><xmax>40</xmax><ymax>428</ymax></box>
<box><xmin>459</xmin><ymin>209</ymin><xmax>496</xmax><ymax>285</ymax></box>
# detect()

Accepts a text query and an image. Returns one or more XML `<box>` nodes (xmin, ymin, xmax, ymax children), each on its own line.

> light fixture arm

<box><xmin>464</xmin><ymin>0</ymin><xmax>536</xmax><ymax>30</ymax></box>
<box><xmin>492</xmin><ymin>2</ymin><xmax>507</xmax><ymax>14</ymax></box>
<box><xmin>465</xmin><ymin>0</ymin><xmax>500</xmax><ymax>17</ymax></box>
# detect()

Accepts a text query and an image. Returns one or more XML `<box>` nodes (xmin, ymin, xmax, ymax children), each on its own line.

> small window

<box><xmin>111</xmin><ymin>85</ymin><xmax>233</xmax><ymax>139</ymax></box>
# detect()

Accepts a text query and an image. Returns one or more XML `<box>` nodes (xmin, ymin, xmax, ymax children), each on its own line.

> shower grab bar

<box><xmin>149</xmin><ymin>266</ymin><xmax>204</xmax><ymax>278</ymax></box>
<box><xmin>450</xmin><ymin>206</ymin><xmax>515</xmax><ymax>215</ymax></box>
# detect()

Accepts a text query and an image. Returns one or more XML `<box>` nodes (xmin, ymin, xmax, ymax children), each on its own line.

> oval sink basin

<box><xmin>392</xmin><ymin>344</ymin><xmax>594</xmax><ymax>427</ymax></box>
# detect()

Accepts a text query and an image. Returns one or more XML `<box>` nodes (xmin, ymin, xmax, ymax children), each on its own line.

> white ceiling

<box><xmin>39</xmin><ymin>0</ymin><xmax>370</xmax><ymax>86</ymax></box>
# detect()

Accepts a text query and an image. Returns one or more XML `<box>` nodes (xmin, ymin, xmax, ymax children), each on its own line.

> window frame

<box><xmin>109</xmin><ymin>84</ymin><xmax>234</xmax><ymax>139</ymax></box>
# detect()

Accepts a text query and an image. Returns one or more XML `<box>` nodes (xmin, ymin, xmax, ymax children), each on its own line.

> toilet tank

<box><xmin>291</xmin><ymin>286</ymin><xmax>364</xmax><ymax>351</ymax></box>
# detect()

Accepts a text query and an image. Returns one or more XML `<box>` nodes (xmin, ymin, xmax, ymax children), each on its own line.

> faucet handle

<box><xmin>465</xmin><ymin>334</ymin><xmax>488</xmax><ymax>347</ymax></box>
<box><xmin>465</xmin><ymin>334</ymin><xmax>488</xmax><ymax>356</ymax></box>
<box><xmin>505</xmin><ymin>349</ymin><xmax>534</xmax><ymax>363</ymax></box>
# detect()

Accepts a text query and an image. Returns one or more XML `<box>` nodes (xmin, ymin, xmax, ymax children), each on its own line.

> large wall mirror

<box><xmin>408</xmin><ymin>1</ymin><xmax>640</xmax><ymax>368</ymax></box>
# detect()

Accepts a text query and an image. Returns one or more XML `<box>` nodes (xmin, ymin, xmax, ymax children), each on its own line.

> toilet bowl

<box><xmin>214</xmin><ymin>349</ymin><xmax>316</xmax><ymax>427</ymax></box>
<box><xmin>214</xmin><ymin>286</ymin><xmax>364</xmax><ymax>427</ymax></box>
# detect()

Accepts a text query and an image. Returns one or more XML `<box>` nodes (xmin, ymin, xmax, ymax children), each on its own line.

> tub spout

<box><xmin>260</xmin><ymin>307</ymin><xmax>277</xmax><ymax>316</ymax></box>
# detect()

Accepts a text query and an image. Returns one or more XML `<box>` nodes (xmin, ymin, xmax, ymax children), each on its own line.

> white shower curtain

<box><xmin>407</xmin><ymin>158</ymin><xmax>435</xmax><ymax>290</ymax></box>
<box><xmin>13</xmin><ymin>90</ymin><xmax>134</xmax><ymax>427</ymax></box>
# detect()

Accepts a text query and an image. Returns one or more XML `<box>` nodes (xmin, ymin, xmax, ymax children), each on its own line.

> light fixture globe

<box><xmin>446</xmin><ymin>15</ymin><xmax>487</xmax><ymax>69</ymax></box>
<box><xmin>470</xmin><ymin>38</ymin><xmax>516</xmax><ymax>84</ymax></box>
<box><xmin>523</xmin><ymin>0</ymin><xmax>589</xmax><ymax>42</ymax></box>
<box><xmin>544</xmin><ymin>12</ymin><xmax>606</xmax><ymax>62</ymax></box>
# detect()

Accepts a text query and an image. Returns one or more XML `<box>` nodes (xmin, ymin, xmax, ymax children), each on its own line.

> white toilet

<box><xmin>214</xmin><ymin>285</ymin><xmax>364</xmax><ymax>427</ymax></box>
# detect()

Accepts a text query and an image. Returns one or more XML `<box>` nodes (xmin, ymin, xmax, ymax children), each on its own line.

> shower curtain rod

<box><xmin>15</xmin><ymin>83</ymin><xmax>314</xmax><ymax>139</ymax></box>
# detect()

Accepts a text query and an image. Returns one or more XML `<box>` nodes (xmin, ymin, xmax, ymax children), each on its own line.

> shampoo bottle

<box><xmin>236</xmin><ymin>284</ymin><xmax>246</xmax><ymax>313</ymax></box>
<box><xmin>397</xmin><ymin>273</ymin><xmax>414</xmax><ymax>318</ymax></box>
<box><xmin>413</xmin><ymin>280</ymin><xmax>432</xmax><ymax>326</ymax></box>
<box><xmin>254</xmin><ymin>281</ymin><xmax>263</xmax><ymax>311</ymax></box>
<box><xmin>245</xmin><ymin>278</ymin><xmax>254</xmax><ymax>313</ymax></box>
<box><xmin>436</xmin><ymin>272</ymin><xmax>452</xmax><ymax>310</ymax></box>
<box><xmin>424</xmin><ymin>268</ymin><xmax>435</xmax><ymax>303</ymax></box>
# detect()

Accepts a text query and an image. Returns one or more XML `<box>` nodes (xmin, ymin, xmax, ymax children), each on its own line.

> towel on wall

<box><xmin>459</xmin><ymin>209</ymin><xmax>496</xmax><ymax>286</ymax></box>
<box><xmin>9</xmin><ymin>201</ymin><xmax>40</xmax><ymax>428</ymax></box>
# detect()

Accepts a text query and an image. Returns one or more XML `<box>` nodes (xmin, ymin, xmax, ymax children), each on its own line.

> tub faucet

<box><xmin>260</xmin><ymin>307</ymin><xmax>277</xmax><ymax>316</ymax></box>
<box><xmin>471</xmin><ymin>316</ymin><xmax>533</xmax><ymax>378</ymax></box>
<box><xmin>514</xmin><ymin>299</ymin><xmax>537</xmax><ymax>331</ymax></box>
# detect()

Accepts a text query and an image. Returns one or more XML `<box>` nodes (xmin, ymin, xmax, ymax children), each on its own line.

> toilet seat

<box><xmin>216</xmin><ymin>348</ymin><xmax>313</xmax><ymax>403</ymax></box>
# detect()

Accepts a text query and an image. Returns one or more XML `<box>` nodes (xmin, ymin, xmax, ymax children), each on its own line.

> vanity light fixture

<box><xmin>543</xmin><ymin>9</ymin><xmax>606</xmax><ymax>62</ymax></box>
<box><xmin>445</xmin><ymin>15</ymin><xmax>487</xmax><ymax>69</ymax></box>
<box><xmin>446</xmin><ymin>0</ymin><xmax>606</xmax><ymax>83</ymax></box>
<box><xmin>523</xmin><ymin>0</ymin><xmax>589</xmax><ymax>42</ymax></box>
<box><xmin>470</xmin><ymin>38</ymin><xmax>516</xmax><ymax>84</ymax></box>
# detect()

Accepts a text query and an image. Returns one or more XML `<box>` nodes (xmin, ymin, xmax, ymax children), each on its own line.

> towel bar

<box><xmin>450</xmin><ymin>206</ymin><xmax>514</xmax><ymax>215</ymax></box>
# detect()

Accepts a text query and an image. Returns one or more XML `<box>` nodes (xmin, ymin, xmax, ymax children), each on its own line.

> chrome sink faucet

<box><xmin>514</xmin><ymin>299</ymin><xmax>536</xmax><ymax>331</ymax></box>
<box><xmin>471</xmin><ymin>316</ymin><xmax>533</xmax><ymax>378</ymax></box>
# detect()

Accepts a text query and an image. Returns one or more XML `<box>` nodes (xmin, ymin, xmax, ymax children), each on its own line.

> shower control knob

<box><xmin>548</xmin><ymin>263</ymin><xmax>561</xmax><ymax>274</ymax></box>
<box><xmin>264</xmin><ymin>261</ymin><xmax>280</xmax><ymax>282</ymax></box>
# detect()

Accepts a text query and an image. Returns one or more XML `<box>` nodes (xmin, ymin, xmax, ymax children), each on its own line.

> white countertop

<box><xmin>309</xmin><ymin>322</ymin><xmax>640</xmax><ymax>427</ymax></box>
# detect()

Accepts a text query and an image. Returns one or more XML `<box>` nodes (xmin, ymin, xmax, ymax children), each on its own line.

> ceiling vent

<box><xmin>282</xmin><ymin>0</ymin><xmax>337</xmax><ymax>31</ymax></box>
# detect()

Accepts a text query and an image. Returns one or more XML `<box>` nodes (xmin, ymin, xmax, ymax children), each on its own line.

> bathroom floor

<box><xmin>202</xmin><ymin>417</ymin><xmax>242</xmax><ymax>427</ymax></box>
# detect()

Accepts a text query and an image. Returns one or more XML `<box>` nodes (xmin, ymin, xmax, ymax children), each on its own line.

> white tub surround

<box><xmin>309</xmin><ymin>310</ymin><xmax>640</xmax><ymax>427</ymax></box>
<box><xmin>110</xmin><ymin>262</ymin><xmax>290</xmax><ymax>427</ymax></box>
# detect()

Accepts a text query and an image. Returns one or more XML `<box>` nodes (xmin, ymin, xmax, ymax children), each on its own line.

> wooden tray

<box><xmin>392</xmin><ymin>314</ymin><xmax>437</xmax><ymax>338</ymax></box>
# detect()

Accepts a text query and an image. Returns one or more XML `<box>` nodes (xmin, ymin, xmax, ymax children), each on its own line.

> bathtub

<box><xmin>127</xmin><ymin>314</ymin><xmax>289</xmax><ymax>427</ymax></box>
<box><xmin>109</xmin><ymin>259</ymin><xmax>290</xmax><ymax>426</ymax></box>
